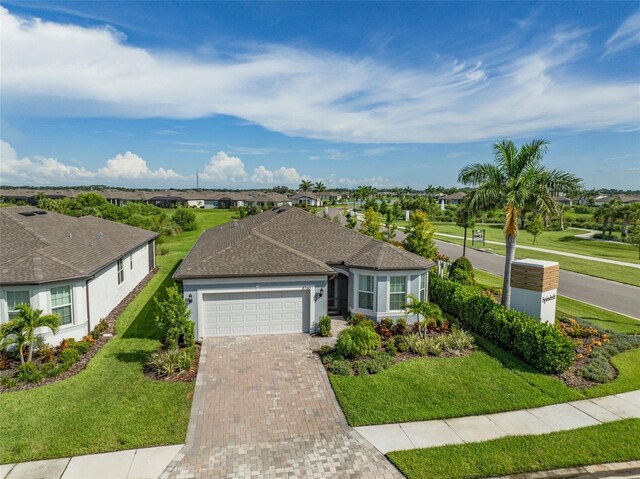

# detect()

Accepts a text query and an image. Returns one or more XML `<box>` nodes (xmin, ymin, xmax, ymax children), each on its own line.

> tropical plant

<box><xmin>360</xmin><ymin>207</ymin><xmax>383</xmax><ymax>239</ymax></box>
<box><xmin>403</xmin><ymin>211</ymin><xmax>438</xmax><ymax>259</ymax></box>
<box><xmin>458</xmin><ymin>139</ymin><xmax>581</xmax><ymax>307</ymax></box>
<box><xmin>335</xmin><ymin>325</ymin><xmax>381</xmax><ymax>358</ymax></box>
<box><xmin>455</xmin><ymin>202</ymin><xmax>475</xmax><ymax>256</ymax></box>
<box><xmin>556</xmin><ymin>203</ymin><xmax>569</xmax><ymax>231</ymax></box>
<box><xmin>314</xmin><ymin>181</ymin><xmax>327</xmax><ymax>193</ymax></box>
<box><xmin>0</xmin><ymin>305</ymin><xmax>60</xmax><ymax>364</ymax></box>
<box><xmin>299</xmin><ymin>180</ymin><xmax>313</xmax><ymax>194</ymax></box>
<box><xmin>383</xmin><ymin>209</ymin><xmax>398</xmax><ymax>241</ymax></box>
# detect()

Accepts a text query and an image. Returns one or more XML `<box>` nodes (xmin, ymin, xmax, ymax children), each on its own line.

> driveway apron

<box><xmin>162</xmin><ymin>335</ymin><xmax>401</xmax><ymax>478</ymax></box>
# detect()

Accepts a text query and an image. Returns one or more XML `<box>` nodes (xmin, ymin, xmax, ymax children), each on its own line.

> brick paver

<box><xmin>161</xmin><ymin>334</ymin><xmax>401</xmax><ymax>479</ymax></box>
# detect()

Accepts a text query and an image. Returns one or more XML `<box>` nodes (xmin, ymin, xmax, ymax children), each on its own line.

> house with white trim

<box><xmin>174</xmin><ymin>206</ymin><xmax>433</xmax><ymax>337</ymax></box>
<box><xmin>0</xmin><ymin>206</ymin><xmax>157</xmax><ymax>344</ymax></box>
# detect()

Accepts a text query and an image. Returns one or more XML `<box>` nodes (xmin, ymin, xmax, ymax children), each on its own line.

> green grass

<box><xmin>0</xmin><ymin>209</ymin><xmax>234</xmax><ymax>464</ymax></box>
<box><xmin>474</xmin><ymin>269</ymin><xmax>640</xmax><ymax>334</ymax></box>
<box><xmin>387</xmin><ymin>419</ymin><xmax>640</xmax><ymax>479</ymax></box>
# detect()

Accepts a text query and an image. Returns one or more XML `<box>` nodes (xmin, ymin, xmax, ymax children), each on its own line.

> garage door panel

<box><xmin>201</xmin><ymin>290</ymin><xmax>309</xmax><ymax>336</ymax></box>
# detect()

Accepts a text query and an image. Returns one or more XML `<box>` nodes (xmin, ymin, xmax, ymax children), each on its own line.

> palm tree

<box><xmin>0</xmin><ymin>323</ymin><xmax>28</xmax><ymax>366</ymax></box>
<box><xmin>314</xmin><ymin>181</ymin><xmax>327</xmax><ymax>193</ymax></box>
<box><xmin>405</xmin><ymin>295</ymin><xmax>443</xmax><ymax>338</ymax></box>
<box><xmin>299</xmin><ymin>180</ymin><xmax>313</xmax><ymax>194</ymax></box>
<box><xmin>6</xmin><ymin>305</ymin><xmax>60</xmax><ymax>363</ymax></box>
<box><xmin>458</xmin><ymin>139</ymin><xmax>581</xmax><ymax>308</ymax></box>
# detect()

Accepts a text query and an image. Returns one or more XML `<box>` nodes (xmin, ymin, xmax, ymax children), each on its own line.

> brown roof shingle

<box><xmin>0</xmin><ymin>206</ymin><xmax>158</xmax><ymax>285</ymax></box>
<box><xmin>174</xmin><ymin>206</ymin><xmax>433</xmax><ymax>280</ymax></box>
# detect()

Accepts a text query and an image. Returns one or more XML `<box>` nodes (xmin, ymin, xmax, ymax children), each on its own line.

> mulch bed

<box><xmin>143</xmin><ymin>342</ymin><xmax>201</xmax><ymax>382</ymax></box>
<box><xmin>0</xmin><ymin>267</ymin><xmax>158</xmax><ymax>393</ymax></box>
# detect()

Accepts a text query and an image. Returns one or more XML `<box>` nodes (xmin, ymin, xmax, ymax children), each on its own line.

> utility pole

<box><xmin>196</xmin><ymin>170</ymin><xmax>199</xmax><ymax>189</ymax></box>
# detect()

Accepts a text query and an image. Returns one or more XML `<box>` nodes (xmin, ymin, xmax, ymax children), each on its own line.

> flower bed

<box><xmin>0</xmin><ymin>268</ymin><xmax>157</xmax><ymax>392</ymax></box>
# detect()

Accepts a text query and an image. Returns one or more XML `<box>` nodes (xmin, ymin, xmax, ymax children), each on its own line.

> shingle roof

<box><xmin>174</xmin><ymin>206</ymin><xmax>433</xmax><ymax>280</ymax></box>
<box><xmin>0</xmin><ymin>206</ymin><xmax>158</xmax><ymax>285</ymax></box>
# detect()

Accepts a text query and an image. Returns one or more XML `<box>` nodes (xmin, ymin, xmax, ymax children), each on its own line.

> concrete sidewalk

<box><xmin>355</xmin><ymin>390</ymin><xmax>640</xmax><ymax>454</ymax></box>
<box><xmin>1</xmin><ymin>445</ymin><xmax>182</xmax><ymax>479</ymax></box>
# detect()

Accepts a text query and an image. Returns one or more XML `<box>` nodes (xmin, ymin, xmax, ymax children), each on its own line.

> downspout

<box><xmin>85</xmin><ymin>279</ymin><xmax>92</xmax><ymax>335</ymax></box>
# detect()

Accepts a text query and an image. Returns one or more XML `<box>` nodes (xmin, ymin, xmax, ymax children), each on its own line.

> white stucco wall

<box><xmin>87</xmin><ymin>243</ymin><xmax>151</xmax><ymax>330</ymax></box>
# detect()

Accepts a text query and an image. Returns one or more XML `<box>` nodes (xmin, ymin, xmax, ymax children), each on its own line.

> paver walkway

<box><xmin>0</xmin><ymin>445</ymin><xmax>182</xmax><ymax>479</ymax></box>
<box><xmin>160</xmin><ymin>335</ymin><xmax>401</xmax><ymax>479</ymax></box>
<box><xmin>355</xmin><ymin>390</ymin><xmax>640</xmax><ymax>454</ymax></box>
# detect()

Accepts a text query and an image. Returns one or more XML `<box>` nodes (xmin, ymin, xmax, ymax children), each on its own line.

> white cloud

<box><xmin>98</xmin><ymin>151</ymin><xmax>182</xmax><ymax>179</ymax></box>
<box><xmin>325</xmin><ymin>174</ymin><xmax>392</xmax><ymax>188</ymax></box>
<box><xmin>201</xmin><ymin>151</ymin><xmax>247</xmax><ymax>183</ymax></box>
<box><xmin>2</xmin><ymin>7</ymin><xmax>638</xmax><ymax>144</ymax></box>
<box><xmin>605</xmin><ymin>11</ymin><xmax>640</xmax><ymax>55</ymax></box>
<box><xmin>0</xmin><ymin>140</ymin><xmax>181</xmax><ymax>184</ymax></box>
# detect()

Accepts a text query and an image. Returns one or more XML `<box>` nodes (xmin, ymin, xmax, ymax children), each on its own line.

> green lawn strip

<box><xmin>0</xmin><ymin>210</ymin><xmax>234</xmax><ymax>464</ymax></box>
<box><xmin>432</xmin><ymin>223</ymin><xmax>639</xmax><ymax>264</ymax></box>
<box><xmin>474</xmin><ymin>270</ymin><xmax>640</xmax><ymax>334</ymax></box>
<box><xmin>387</xmin><ymin>419</ymin><xmax>640</xmax><ymax>479</ymax></box>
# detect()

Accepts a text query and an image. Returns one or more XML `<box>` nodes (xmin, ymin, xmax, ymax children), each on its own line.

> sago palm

<box><xmin>458</xmin><ymin>139</ymin><xmax>581</xmax><ymax>308</ymax></box>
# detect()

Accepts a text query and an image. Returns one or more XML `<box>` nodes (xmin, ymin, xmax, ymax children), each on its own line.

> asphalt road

<box><xmin>322</xmin><ymin>209</ymin><xmax>640</xmax><ymax>319</ymax></box>
<box><xmin>434</xmin><ymin>240</ymin><xmax>640</xmax><ymax>319</ymax></box>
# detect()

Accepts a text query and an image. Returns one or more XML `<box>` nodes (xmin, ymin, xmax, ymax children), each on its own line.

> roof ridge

<box><xmin>252</xmin><ymin>230</ymin><xmax>335</xmax><ymax>272</ymax></box>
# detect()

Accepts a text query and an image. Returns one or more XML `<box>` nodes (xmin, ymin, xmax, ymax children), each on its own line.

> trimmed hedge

<box><xmin>429</xmin><ymin>275</ymin><xmax>574</xmax><ymax>374</ymax></box>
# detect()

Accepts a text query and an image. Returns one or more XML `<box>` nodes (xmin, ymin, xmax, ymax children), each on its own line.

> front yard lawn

<box><xmin>0</xmin><ymin>209</ymin><xmax>234</xmax><ymax>464</ymax></box>
<box><xmin>387</xmin><ymin>419</ymin><xmax>640</xmax><ymax>479</ymax></box>
<box><xmin>331</xmin><ymin>337</ymin><xmax>640</xmax><ymax>426</ymax></box>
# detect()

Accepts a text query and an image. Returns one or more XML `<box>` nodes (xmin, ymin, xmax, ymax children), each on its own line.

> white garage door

<box><xmin>201</xmin><ymin>290</ymin><xmax>309</xmax><ymax>336</ymax></box>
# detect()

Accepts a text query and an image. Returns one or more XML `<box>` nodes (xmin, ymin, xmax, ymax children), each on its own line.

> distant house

<box><xmin>319</xmin><ymin>191</ymin><xmax>343</xmax><ymax>203</ymax></box>
<box><xmin>441</xmin><ymin>192</ymin><xmax>466</xmax><ymax>205</ymax></box>
<box><xmin>291</xmin><ymin>192</ymin><xmax>323</xmax><ymax>207</ymax></box>
<box><xmin>594</xmin><ymin>194</ymin><xmax>640</xmax><ymax>206</ymax></box>
<box><xmin>174</xmin><ymin>206</ymin><xmax>433</xmax><ymax>337</ymax></box>
<box><xmin>0</xmin><ymin>206</ymin><xmax>157</xmax><ymax>344</ymax></box>
<box><xmin>553</xmin><ymin>195</ymin><xmax>573</xmax><ymax>206</ymax></box>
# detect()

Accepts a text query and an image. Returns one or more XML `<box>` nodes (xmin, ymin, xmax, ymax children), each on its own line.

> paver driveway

<box><xmin>162</xmin><ymin>334</ymin><xmax>401</xmax><ymax>479</ymax></box>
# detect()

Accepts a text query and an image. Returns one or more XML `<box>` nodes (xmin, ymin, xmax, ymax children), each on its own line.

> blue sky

<box><xmin>1</xmin><ymin>1</ymin><xmax>639</xmax><ymax>189</ymax></box>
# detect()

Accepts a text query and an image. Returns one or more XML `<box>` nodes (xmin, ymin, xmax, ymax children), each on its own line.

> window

<box><xmin>6</xmin><ymin>290</ymin><xmax>30</xmax><ymax>320</ymax></box>
<box><xmin>358</xmin><ymin>274</ymin><xmax>374</xmax><ymax>310</ymax></box>
<box><xmin>419</xmin><ymin>273</ymin><xmax>427</xmax><ymax>301</ymax></box>
<box><xmin>129</xmin><ymin>254</ymin><xmax>134</xmax><ymax>270</ymax></box>
<box><xmin>389</xmin><ymin>276</ymin><xmax>407</xmax><ymax>311</ymax></box>
<box><xmin>117</xmin><ymin>258</ymin><xmax>124</xmax><ymax>284</ymax></box>
<box><xmin>51</xmin><ymin>286</ymin><xmax>73</xmax><ymax>325</ymax></box>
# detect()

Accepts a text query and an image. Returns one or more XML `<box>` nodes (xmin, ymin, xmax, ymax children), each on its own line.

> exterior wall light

<box><xmin>187</xmin><ymin>293</ymin><xmax>193</xmax><ymax>304</ymax></box>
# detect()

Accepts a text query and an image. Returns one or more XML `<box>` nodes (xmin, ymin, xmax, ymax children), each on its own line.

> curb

<box><xmin>486</xmin><ymin>460</ymin><xmax>640</xmax><ymax>479</ymax></box>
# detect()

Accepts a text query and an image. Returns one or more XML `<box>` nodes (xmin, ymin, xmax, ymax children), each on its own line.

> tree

<box><xmin>314</xmin><ymin>181</ymin><xmax>327</xmax><ymax>193</ymax></box>
<box><xmin>556</xmin><ymin>203</ymin><xmax>569</xmax><ymax>231</ymax></box>
<box><xmin>620</xmin><ymin>204</ymin><xmax>640</xmax><ymax>239</ymax></box>
<box><xmin>0</xmin><ymin>305</ymin><xmax>60</xmax><ymax>364</ymax></box>
<box><xmin>383</xmin><ymin>209</ymin><xmax>398</xmax><ymax>241</ymax></box>
<box><xmin>628</xmin><ymin>225</ymin><xmax>640</xmax><ymax>260</ymax></box>
<box><xmin>360</xmin><ymin>207</ymin><xmax>383</xmax><ymax>239</ymax></box>
<box><xmin>403</xmin><ymin>211</ymin><xmax>438</xmax><ymax>259</ymax></box>
<box><xmin>458</xmin><ymin>139</ymin><xmax>581</xmax><ymax>307</ymax></box>
<box><xmin>299</xmin><ymin>180</ymin><xmax>313</xmax><ymax>193</ymax></box>
<box><xmin>526</xmin><ymin>214</ymin><xmax>545</xmax><ymax>244</ymax></box>
<box><xmin>346</xmin><ymin>214</ymin><xmax>358</xmax><ymax>229</ymax></box>
<box><xmin>405</xmin><ymin>295</ymin><xmax>443</xmax><ymax>338</ymax></box>
<box><xmin>455</xmin><ymin>203</ymin><xmax>475</xmax><ymax>256</ymax></box>
<box><xmin>172</xmin><ymin>208</ymin><xmax>197</xmax><ymax>231</ymax></box>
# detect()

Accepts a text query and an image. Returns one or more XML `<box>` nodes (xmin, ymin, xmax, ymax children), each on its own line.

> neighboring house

<box><xmin>0</xmin><ymin>206</ymin><xmax>158</xmax><ymax>344</ymax></box>
<box><xmin>441</xmin><ymin>191</ymin><xmax>466</xmax><ymax>205</ymax></box>
<box><xmin>553</xmin><ymin>195</ymin><xmax>573</xmax><ymax>206</ymax></box>
<box><xmin>594</xmin><ymin>194</ymin><xmax>640</xmax><ymax>206</ymax></box>
<box><xmin>319</xmin><ymin>191</ymin><xmax>343</xmax><ymax>203</ymax></box>
<box><xmin>291</xmin><ymin>192</ymin><xmax>323</xmax><ymax>206</ymax></box>
<box><xmin>174</xmin><ymin>206</ymin><xmax>434</xmax><ymax>337</ymax></box>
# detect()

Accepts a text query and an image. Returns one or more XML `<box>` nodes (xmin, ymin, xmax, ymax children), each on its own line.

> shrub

<box><xmin>347</xmin><ymin>313</ymin><xmax>375</xmax><ymax>329</ymax></box>
<box><xmin>172</xmin><ymin>208</ymin><xmax>197</xmax><ymax>231</ymax></box>
<box><xmin>336</xmin><ymin>325</ymin><xmax>381</xmax><ymax>358</ymax></box>
<box><xmin>330</xmin><ymin>359</ymin><xmax>352</xmax><ymax>376</ymax></box>
<box><xmin>146</xmin><ymin>347</ymin><xmax>194</xmax><ymax>377</ymax></box>
<box><xmin>354</xmin><ymin>360</ymin><xmax>370</xmax><ymax>376</ymax></box>
<box><xmin>442</xmin><ymin>327</ymin><xmax>475</xmax><ymax>351</ymax></box>
<box><xmin>404</xmin><ymin>334</ymin><xmax>429</xmax><ymax>356</ymax></box>
<box><xmin>449</xmin><ymin>256</ymin><xmax>475</xmax><ymax>285</ymax></box>
<box><xmin>15</xmin><ymin>362</ymin><xmax>43</xmax><ymax>383</ymax></box>
<box><xmin>385</xmin><ymin>339</ymin><xmax>397</xmax><ymax>356</ymax></box>
<box><xmin>154</xmin><ymin>285</ymin><xmax>195</xmax><ymax>348</ymax></box>
<box><xmin>73</xmin><ymin>340</ymin><xmax>91</xmax><ymax>354</ymax></box>
<box><xmin>393</xmin><ymin>318</ymin><xmax>408</xmax><ymax>336</ymax></box>
<box><xmin>41</xmin><ymin>362</ymin><xmax>62</xmax><ymax>378</ymax></box>
<box><xmin>90</xmin><ymin>319</ymin><xmax>110</xmax><ymax>340</ymax></box>
<box><xmin>58</xmin><ymin>347</ymin><xmax>80</xmax><ymax>370</ymax></box>
<box><xmin>395</xmin><ymin>335</ymin><xmax>409</xmax><ymax>353</ymax></box>
<box><xmin>0</xmin><ymin>376</ymin><xmax>18</xmax><ymax>388</ymax></box>
<box><xmin>365</xmin><ymin>350</ymin><xmax>395</xmax><ymax>373</ymax></box>
<box><xmin>319</xmin><ymin>315</ymin><xmax>332</xmax><ymax>337</ymax></box>
<box><xmin>36</xmin><ymin>344</ymin><xmax>57</xmax><ymax>363</ymax></box>
<box><xmin>375</xmin><ymin>320</ymin><xmax>393</xmax><ymax>340</ymax></box>
<box><xmin>579</xmin><ymin>355</ymin><xmax>612</xmax><ymax>383</ymax></box>
<box><xmin>429</xmin><ymin>275</ymin><xmax>574</xmax><ymax>373</ymax></box>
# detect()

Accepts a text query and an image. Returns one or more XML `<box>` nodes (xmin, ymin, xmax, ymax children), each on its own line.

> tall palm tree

<box><xmin>458</xmin><ymin>139</ymin><xmax>581</xmax><ymax>308</ymax></box>
<box><xmin>314</xmin><ymin>181</ymin><xmax>327</xmax><ymax>193</ymax></box>
<box><xmin>299</xmin><ymin>180</ymin><xmax>313</xmax><ymax>194</ymax></box>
